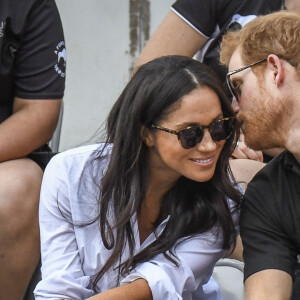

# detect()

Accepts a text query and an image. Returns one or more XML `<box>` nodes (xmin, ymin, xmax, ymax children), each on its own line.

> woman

<box><xmin>34</xmin><ymin>55</ymin><xmax>241</xmax><ymax>300</ymax></box>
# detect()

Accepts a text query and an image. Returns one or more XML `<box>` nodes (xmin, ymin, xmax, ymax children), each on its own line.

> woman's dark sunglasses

<box><xmin>151</xmin><ymin>117</ymin><xmax>236</xmax><ymax>149</ymax></box>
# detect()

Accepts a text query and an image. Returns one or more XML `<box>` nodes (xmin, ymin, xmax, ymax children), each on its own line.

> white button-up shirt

<box><xmin>34</xmin><ymin>144</ymin><xmax>240</xmax><ymax>300</ymax></box>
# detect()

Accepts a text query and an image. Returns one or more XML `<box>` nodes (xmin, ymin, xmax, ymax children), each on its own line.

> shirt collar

<box><xmin>280</xmin><ymin>150</ymin><xmax>300</xmax><ymax>176</ymax></box>
<box><xmin>131</xmin><ymin>214</ymin><xmax>170</xmax><ymax>250</ymax></box>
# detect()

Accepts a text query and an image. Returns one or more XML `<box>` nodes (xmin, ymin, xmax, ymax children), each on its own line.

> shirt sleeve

<box><xmin>240</xmin><ymin>170</ymin><xmax>298</xmax><ymax>281</ymax></box>
<box><xmin>171</xmin><ymin>0</ymin><xmax>226</xmax><ymax>38</ymax></box>
<box><xmin>14</xmin><ymin>0</ymin><xmax>66</xmax><ymax>99</ymax></box>
<box><xmin>34</xmin><ymin>155</ymin><xmax>94</xmax><ymax>300</ymax></box>
<box><xmin>122</xmin><ymin>231</ymin><xmax>227</xmax><ymax>300</ymax></box>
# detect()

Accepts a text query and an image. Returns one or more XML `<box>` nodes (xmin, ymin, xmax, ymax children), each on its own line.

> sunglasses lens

<box><xmin>179</xmin><ymin>126</ymin><xmax>203</xmax><ymax>149</ymax></box>
<box><xmin>211</xmin><ymin>119</ymin><xmax>235</xmax><ymax>141</ymax></box>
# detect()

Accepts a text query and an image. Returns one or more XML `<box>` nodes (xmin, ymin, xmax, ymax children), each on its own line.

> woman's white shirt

<box><xmin>34</xmin><ymin>144</ymin><xmax>240</xmax><ymax>300</ymax></box>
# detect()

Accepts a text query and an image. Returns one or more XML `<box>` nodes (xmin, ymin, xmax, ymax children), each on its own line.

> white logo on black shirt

<box><xmin>0</xmin><ymin>21</ymin><xmax>6</xmax><ymax>38</ymax></box>
<box><xmin>54</xmin><ymin>41</ymin><xmax>66</xmax><ymax>77</ymax></box>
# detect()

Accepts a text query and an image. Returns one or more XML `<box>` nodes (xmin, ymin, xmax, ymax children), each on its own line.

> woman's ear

<box><xmin>267</xmin><ymin>54</ymin><xmax>284</xmax><ymax>87</ymax></box>
<box><xmin>140</xmin><ymin>125</ymin><xmax>155</xmax><ymax>147</ymax></box>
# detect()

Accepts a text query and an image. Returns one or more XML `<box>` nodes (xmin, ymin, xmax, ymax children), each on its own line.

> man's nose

<box><xmin>231</xmin><ymin>98</ymin><xmax>240</xmax><ymax>114</ymax></box>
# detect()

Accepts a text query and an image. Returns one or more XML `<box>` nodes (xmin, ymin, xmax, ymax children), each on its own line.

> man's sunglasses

<box><xmin>226</xmin><ymin>58</ymin><xmax>267</xmax><ymax>101</ymax></box>
<box><xmin>151</xmin><ymin>117</ymin><xmax>236</xmax><ymax>149</ymax></box>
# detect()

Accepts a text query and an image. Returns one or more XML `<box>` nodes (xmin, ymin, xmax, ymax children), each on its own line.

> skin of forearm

<box><xmin>133</xmin><ymin>11</ymin><xmax>207</xmax><ymax>73</ymax></box>
<box><xmin>226</xmin><ymin>236</ymin><xmax>243</xmax><ymax>262</ymax></box>
<box><xmin>86</xmin><ymin>279</ymin><xmax>152</xmax><ymax>300</ymax></box>
<box><xmin>0</xmin><ymin>98</ymin><xmax>61</xmax><ymax>162</ymax></box>
<box><xmin>245</xmin><ymin>270</ymin><xmax>292</xmax><ymax>300</ymax></box>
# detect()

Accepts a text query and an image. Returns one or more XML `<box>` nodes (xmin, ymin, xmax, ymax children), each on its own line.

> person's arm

<box><xmin>245</xmin><ymin>269</ymin><xmax>292</xmax><ymax>300</ymax></box>
<box><xmin>226</xmin><ymin>235</ymin><xmax>243</xmax><ymax>262</ymax></box>
<box><xmin>34</xmin><ymin>152</ymin><xmax>96</xmax><ymax>300</ymax></box>
<box><xmin>133</xmin><ymin>10</ymin><xmax>207</xmax><ymax>72</ymax></box>
<box><xmin>120</xmin><ymin>230</ymin><xmax>227</xmax><ymax>299</ymax></box>
<box><xmin>86</xmin><ymin>279</ymin><xmax>152</xmax><ymax>300</ymax></box>
<box><xmin>0</xmin><ymin>97</ymin><xmax>61</xmax><ymax>162</ymax></box>
<box><xmin>2</xmin><ymin>0</ymin><xmax>65</xmax><ymax>162</ymax></box>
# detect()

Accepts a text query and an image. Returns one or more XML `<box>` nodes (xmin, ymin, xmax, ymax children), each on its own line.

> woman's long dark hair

<box><xmin>92</xmin><ymin>55</ymin><xmax>241</xmax><ymax>288</ymax></box>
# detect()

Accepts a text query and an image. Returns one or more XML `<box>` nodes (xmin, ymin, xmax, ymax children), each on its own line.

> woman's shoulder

<box><xmin>50</xmin><ymin>143</ymin><xmax>111</xmax><ymax>165</ymax></box>
<box><xmin>41</xmin><ymin>144</ymin><xmax>113</xmax><ymax>212</ymax></box>
<box><xmin>44</xmin><ymin>143</ymin><xmax>112</xmax><ymax>181</ymax></box>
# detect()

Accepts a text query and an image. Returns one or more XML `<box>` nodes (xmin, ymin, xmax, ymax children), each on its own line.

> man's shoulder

<box><xmin>0</xmin><ymin>0</ymin><xmax>59</xmax><ymax>42</ymax></box>
<box><xmin>251</xmin><ymin>151</ymin><xmax>286</xmax><ymax>178</ymax></box>
<box><xmin>254</xmin><ymin>151</ymin><xmax>298</xmax><ymax>178</ymax></box>
<box><xmin>245</xmin><ymin>150</ymin><xmax>299</xmax><ymax>204</ymax></box>
<box><xmin>0</xmin><ymin>0</ymin><xmax>42</xmax><ymax>22</ymax></box>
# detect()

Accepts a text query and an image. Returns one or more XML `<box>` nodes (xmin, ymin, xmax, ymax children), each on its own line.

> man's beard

<box><xmin>237</xmin><ymin>89</ymin><xmax>288</xmax><ymax>151</ymax></box>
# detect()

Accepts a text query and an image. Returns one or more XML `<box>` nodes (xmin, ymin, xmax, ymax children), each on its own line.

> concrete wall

<box><xmin>55</xmin><ymin>0</ymin><xmax>173</xmax><ymax>151</ymax></box>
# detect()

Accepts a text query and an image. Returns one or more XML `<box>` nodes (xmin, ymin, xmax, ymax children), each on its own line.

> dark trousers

<box><xmin>27</xmin><ymin>144</ymin><xmax>57</xmax><ymax>171</ymax></box>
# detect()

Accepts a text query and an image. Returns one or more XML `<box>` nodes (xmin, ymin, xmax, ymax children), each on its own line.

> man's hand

<box><xmin>231</xmin><ymin>133</ymin><xmax>264</xmax><ymax>162</ymax></box>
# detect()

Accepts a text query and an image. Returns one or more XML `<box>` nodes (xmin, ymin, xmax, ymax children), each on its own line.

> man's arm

<box><xmin>0</xmin><ymin>97</ymin><xmax>61</xmax><ymax>162</ymax></box>
<box><xmin>133</xmin><ymin>10</ymin><xmax>207</xmax><ymax>72</ymax></box>
<box><xmin>86</xmin><ymin>279</ymin><xmax>152</xmax><ymax>300</ymax></box>
<box><xmin>245</xmin><ymin>269</ymin><xmax>292</xmax><ymax>300</ymax></box>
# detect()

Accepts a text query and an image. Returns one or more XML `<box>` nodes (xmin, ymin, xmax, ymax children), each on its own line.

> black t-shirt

<box><xmin>240</xmin><ymin>151</ymin><xmax>300</xmax><ymax>280</ymax></box>
<box><xmin>171</xmin><ymin>0</ymin><xmax>284</xmax><ymax>82</ymax></box>
<box><xmin>0</xmin><ymin>0</ymin><xmax>66</xmax><ymax>123</ymax></box>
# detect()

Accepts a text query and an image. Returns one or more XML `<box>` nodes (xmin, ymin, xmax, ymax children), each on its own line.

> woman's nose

<box><xmin>196</xmin><ymin>130</ymin><xmax>217</xmax><ymax>151</ymax></box>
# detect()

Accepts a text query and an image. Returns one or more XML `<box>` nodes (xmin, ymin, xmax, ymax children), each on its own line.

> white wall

<box><xmin>55</xmin><ymin>0</ymin><xmax>173</xmax><ymax>151</ymax></box>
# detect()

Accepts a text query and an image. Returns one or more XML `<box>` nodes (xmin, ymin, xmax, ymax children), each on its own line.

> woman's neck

<box><xmin>137</xmin><ymin>171</ymin><xmax>178</xmax><ymax>244</ymax></box>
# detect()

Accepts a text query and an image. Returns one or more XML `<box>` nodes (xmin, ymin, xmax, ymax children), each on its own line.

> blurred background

<box><xmin>56</xmin><ymin>0</ymin><xmax>173</xmax><ymax>151</ymax></box>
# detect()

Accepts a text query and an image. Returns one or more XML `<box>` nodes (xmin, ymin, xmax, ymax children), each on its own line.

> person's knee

<box><xmin>0</xmin><ymin>158</ymin><xmax>43</xmax><ymax>236</ymax></box>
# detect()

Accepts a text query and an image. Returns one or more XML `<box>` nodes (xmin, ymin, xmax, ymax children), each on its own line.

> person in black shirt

<box><xmin>0</xmin><ymin>0</ymin><xmax>65</xmax><ymax>299</ymax></box>
<box><xmin>220</xmin><ymin>10</ymin><xmax>300</xmax><ymax>299</ymax></box>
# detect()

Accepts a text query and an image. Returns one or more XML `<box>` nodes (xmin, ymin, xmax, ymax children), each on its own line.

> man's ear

<box><xmin>140</xmin><ymin>125</ymin><xmax>155</xmax><ymax>147</ymax></box>
<box><xmin>267</xmin><ymin>54</ymin><xmax>285</xmax><ymax>87</ymax></box>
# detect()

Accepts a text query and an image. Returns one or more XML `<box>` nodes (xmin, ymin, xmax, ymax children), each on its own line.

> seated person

<box><xmin>0</xmin><ymin>0</ymin><xmax>65</xmax><ymax>299</ymax></box>
<box><xmin>220</xmin><ymin>10</ymin><xmax>300</xmax><ymax>299</ymax></box>
<box><xmin>34</xmin><ymin>56</ymin><xmax>242</xmax><ymax>300</ymax></box>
